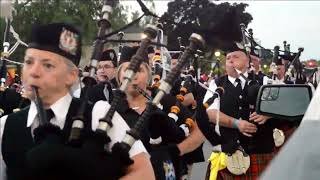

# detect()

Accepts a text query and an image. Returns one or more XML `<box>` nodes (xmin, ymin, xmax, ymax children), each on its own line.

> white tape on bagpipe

<box><xmin>3</xmin><ymin>58</ymin><xmax>23</xmax><ymax>66</ymax></box>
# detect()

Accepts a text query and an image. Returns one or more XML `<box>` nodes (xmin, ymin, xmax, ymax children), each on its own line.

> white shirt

<box><xmin>0</xmin><ymin>93</ymin><xmax>147</xmax><ymax>179</ymax></box>
<box><xmin>70</xmin><ymin>80</ymin><xmax>81</xmax><ymax>98</ymax></box>
<box><xmin>28</xmin><ymin>93</ymin><xmax>73</xmax><ymax>133</ymax></box>
<box><xmin>91</xmin><ymin>101</ymin><xmax>146</xmax><ymax>156</ymax></box>
<box><xmin>203</xmin><ymin>73</ymin><xmax>271</xmax><ymax>110</ymax></box>
<box><xmin>273</xmin><ymin>77</ymin><xmax>285</xmax><ymax>85</ymax></box>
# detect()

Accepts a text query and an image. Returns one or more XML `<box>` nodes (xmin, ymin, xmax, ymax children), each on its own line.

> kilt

<box><xmin>205</xmin><ymin>153</ymin><xmax>274</xmax><ymax>180</ymax></box>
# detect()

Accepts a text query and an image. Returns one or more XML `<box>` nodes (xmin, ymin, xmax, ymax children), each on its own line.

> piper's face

<box><xmin>277</xmin><ymin>65</ymin><xmax>285</xmax><ymax>79</ymax></box>
<box><xmin>171</xmin><ymin>59</ymin><xmax>178</xmax><ymax>70</ymax></box>
<box><xmin>250</xmin><ymin>55</ymin><xmax>260</xmax><ymax>71</ymax></box>
<box><xmin>118</xmin><ymin>62</ymin><xmax>150</xmax><ymax>96</ymax></box>
<box><xmin>22</xmin><ymin>48</ymin><xmax>77</xmax><ymax>106</ymax></box>
<box><xmin>226</xmin><ymin>51</ymin><xmax>249</xmax><ymax>73</ymax></box>
<box><xmin>96</xmin><ymin>60</ymin><xmax>115</xmax><ymax>82</ymax></box>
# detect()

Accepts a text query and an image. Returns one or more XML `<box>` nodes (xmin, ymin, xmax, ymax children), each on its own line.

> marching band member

<box><xmin>0</xmin><ymin>23</ymin><xmax>154</xmax><ymax>180</ymax></box>
<box><xmin>204</xmin><ymin>43</ymin><xmax>275</xmax><ymax>180</ymax></box>
<box><xmin>86</xmin><ymin>49</ymin><xmax>118</xmax><ymax>104</ymax></box>
<box><xmin>115</xmin><ymin>45</ymin><xmax>205</xmax><ymax>179</ymax></box>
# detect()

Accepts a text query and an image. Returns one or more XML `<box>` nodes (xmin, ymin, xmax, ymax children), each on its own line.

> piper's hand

<box><xmin>249</xmin><ymin>112</ymin><xmax>271</xmax><ymax>125</ymax></box>
<box><xmin>237</xmin><ymin>120</ymin><xmax>257</xmax><ymax>137</ymax></box>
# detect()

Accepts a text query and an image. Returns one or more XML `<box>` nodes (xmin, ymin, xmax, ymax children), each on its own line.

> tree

<box><xmin>1</xmin><ymin>0</ymin><xmax>129</xmax><ymax>62</ymax></box>
<box><xmin>160</xmin><ymin>0</ymin><xmax>253</xmax><ymax>51</ymax></box>
<box><xmin>140</xmin><ymin>0</ymin><xmax>157</xmax><ymax>27</ymax></box>
<box><xmin>131</xmin><ymin>10</ymin><xmax>141</xmax><ymax>22</ymax></box>
<box><xmin>159</xmin><ymin>0</ymin><xmax>253</xmax><ymax>74</ymax></box>
<box><xmin>129</xmin><ymin>0</ymin><xmax>157</xmax><ymax>30</ymax></box>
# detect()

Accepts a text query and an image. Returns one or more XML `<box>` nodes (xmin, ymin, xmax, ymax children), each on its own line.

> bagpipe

<box><xmin>230</xmin><ymin>24</ymin><xmax>262</xmax><ymax>115</ymax></box>
<box><xmin>0</xmin><ymin>80</ymin><xmax>29</xmax><ymax>117</ymax></box>
<box><xmin>150</xmin><ymin>23</ymin><xmax>175</xmax><ymax>92</ymax></box>
<box><xmin>0</xmin><ymin>0</ymin><xmax>29</xmax><ymax>117</ymax></box>
<box><xmin>7</xmin><ymin>0</ymin><xmax>202</xmax><ymax>179</ymax></box>
<box><xmin>175</xmin><ymin>45</ymin><xmax>199</xmax><ymax>101</ymax></box>
<box><xmin>195</xmin><ymin>86</ymin><xmax>224</xmax><ymax>146</ymax></box>
<box><xmin>23</xmin><ymin>1</ymin><xmax>157</xmax><ymax>179</ymax></box>
<box><xmin>284</xmin><ymin>47</ymin><xmax>305</xmax><ymax>83</ymax></box>
<box><xmin>0</xmin><ymin>0</ymin><xmax>11</xmax><ymax>92</ymax></box>
<box><xmin>151</xmin><ymin>49</ymin><xmax>162</xmax><ymax>89</ymax></box>
<box><xmin>0</xmin><ymin>0</ymin><xmax>26</xmax><ymax>91</ymax></box>
<box><xmin>269</xmin><ymin>45</ymin><xmax>280</xmax><ymax>80</ymax></box>
<box><xmin>280</xmin><ymin>41</ymin><xmax>307</xmax><ymax>85</ymax></box>
<box><xmin>77</xmin><ymin>31</ymin><xmax>204</xmax><ymax>179</ymax></box>
<box><xmin>143</xmin><ymin>33</ymin><xmax>205</xmax><ymax>178</ymax></box>
<box><xmin>245</xmin><ymin>28</ymin><xmax>306</xmax><ymax>86</ymax></box>
<box><xmin>170</xmin><ymin>36</ymin><xmax>206</xmax><ymax>112</ymax></box>
<box><xmin>117</xmin><ymin>31</ymin><xmax>124</xmax><ymax>65</ymax></box>
<box><xmin>148</xmin><ymin>36</ymin><xmax>207</xmax><ymax>143</ymax></box>
<box><xmin>240</xmin><ymin>23</ymin><xmax>257</xmax><ymax>84</ymax></box>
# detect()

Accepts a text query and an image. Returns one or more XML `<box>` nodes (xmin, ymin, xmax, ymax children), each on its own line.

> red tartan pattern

<box><xmin>216</xmin><ymin>153</ymin><xmax>274</xmax><ymax>180</ymax></box>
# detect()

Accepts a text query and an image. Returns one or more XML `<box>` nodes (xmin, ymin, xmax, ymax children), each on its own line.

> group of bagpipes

<box><xmin>0</xmin><ymin>0</ymin><xmax>318</xmax><ymax>179</ymax></box>
<box><xmin>269</xmin><ymin>41</ymin><xmax>318</xmax><ymax>87</ymax></box>
<box><xmin>0</xmin><ymin>1</ymin><xmax>206</xmax><ymax>180</ymax></box>
<box><xmin>0</xmin><ymin>0</ymin><xmax>29</xmax><ymax>118</ymax></box>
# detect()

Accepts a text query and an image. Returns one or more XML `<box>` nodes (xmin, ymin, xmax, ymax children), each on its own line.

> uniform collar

<box><xmin>27</xmin><ymin>93</ymin><xmax>72</xmax><ymax>129</ymax></box>
<box><xmin>228</xmin><ymin>71</ymin><xmax>248</xmax><ymax>86</ymax></box>
<box><xmin>276</xmin><ymin>77</ymin><xmax>285</xmax><ymax>82</ymax></box>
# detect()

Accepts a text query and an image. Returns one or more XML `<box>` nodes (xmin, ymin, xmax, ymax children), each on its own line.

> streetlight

<box><xmin>141</xmin><ymin>33</ymin><xmax>147</xmax><ymax>39</ymax></box>
<box><xmin>213</xmin><ymin>51</ymin><xmax>221</xmax><ymax>77</ymax></box>
<box><xmin>263</xmin><ymin>64</ymin><xmax>267</xmax><ymax>69</ymax></box>
<box><xmin>214</xmin><ymin>51</ymin><xmax>221</xmax><ymax>57</ymax></box>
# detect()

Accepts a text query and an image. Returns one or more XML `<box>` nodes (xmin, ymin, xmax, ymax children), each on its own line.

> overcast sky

<box><xmin>121</xmin><ymin>0</ymin><xmax>320</xmax><ymax>60</ymax></box>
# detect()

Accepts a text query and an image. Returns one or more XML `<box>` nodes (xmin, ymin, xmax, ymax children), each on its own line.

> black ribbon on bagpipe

<box><xmin>240</xmin><ymin>23</ymin><xmax>257</xmax><ymax>84</ymax></box>
<box><xmin>19</xmin><ymin>0</ymin><xmax>175</xmax><ymax>179</ymax></box>
<box><xmin>68</xmin><ymin>0</ymin><xmax>115</xmax><ymax>146</ymax></box>
<box><xmin>109</xmin><ymin>33</ymin><xmax>205</xmax><ymax>178</ymax></box>
<box><xmin>271</xmin><ymin>46</ymin><xmax>280</xmax><ymax>80</ymax></box>
<box><xmin>195</xmin><ymin>86</ymin><xmax>224</xmax><ymax>146</ymax></box>
<box><xmin>242</xmin><ymin>28</ymin><xmax>306</xmax><ymax>85</ymax></box>
<box><xmin>0</xmin><ymin>7</ymin><xmax>12</xmax><ymax>116</ymax></box>
<box><xmin>284</xmin><ymin>47</ymin><xmax>304</xmax><ymax>83</ymax></box>
<box><xmin>24</xmin><ymin>1</ymin><xmax>154</xmax><ymax>179</ymax></box>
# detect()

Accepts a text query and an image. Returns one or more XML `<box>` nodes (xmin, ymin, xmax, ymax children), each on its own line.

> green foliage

<box><xmin>0</xmin><ymin>18</ymin><xmax>5</xmax><ymax>45</ymax></box>
<box><xmin>109</xmin><ymin>2</ymin><xmax>129</xmax><ymax>33</ymax></box>
<box><xmin>160</xmin><ymin>0</ymin><xmax>253</xmax><ymax>50</ymax></box>
<box><xmin>159</xmin><ymin>0</ymin><xmax>253</xmax><ymax>74</ymax></box>
<box><xmin>1</xmin><ymin>0</ymin><xmax>129</xmax><ymax>62</ymax></box>
<box><xmin>140</xmin><ymin>0</ymin><xmax>156</xmax><ymax>27</ymax></box>
<box><xmin>131</xmin><ymin>10</ymin><xmax>141</xmax><ymax>21</ymax></box>
<box><xmin>130</xmin><ymin>0</ymin><xmax>157</xmax><ymax>29</ymax></box>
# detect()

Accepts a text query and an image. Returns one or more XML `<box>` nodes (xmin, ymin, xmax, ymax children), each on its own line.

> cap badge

<box><xmin>59</xmin><ymin>27</ymin><xmax>79</xmax><ymax>55</ymax></box>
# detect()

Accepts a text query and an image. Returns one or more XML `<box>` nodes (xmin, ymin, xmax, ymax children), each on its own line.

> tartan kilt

<box><xmin>205</xmin><ymin>153</ymin><xmax>274</xmax><ymax>180</ymax></box>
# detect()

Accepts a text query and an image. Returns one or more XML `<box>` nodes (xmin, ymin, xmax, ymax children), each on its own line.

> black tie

<box><xmin>45</xmin><ymin>109</ymin><xmax>55</xmax><ymax>122</ymax></box>
<box><xmin>235</xmin><ymin>78</ymin><xmax>242</xmax><ymax>92</ymax></box>
<box><xmin>103</xmin><ymin>84</ymin><xmax>110</xmax><ymax>101</ymax></box>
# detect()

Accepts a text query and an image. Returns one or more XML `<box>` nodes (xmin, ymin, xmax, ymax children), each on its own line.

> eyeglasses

<box><xmin>97</xmin><ymin>64</ymin><xmax>114</xmax><ymax>69</ymax></box>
